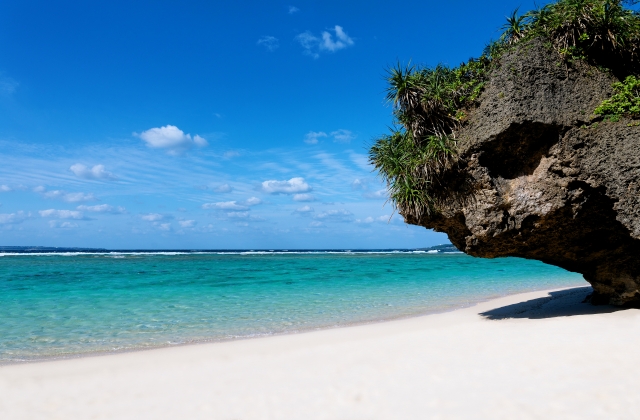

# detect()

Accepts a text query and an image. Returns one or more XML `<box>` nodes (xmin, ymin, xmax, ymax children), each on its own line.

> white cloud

<box><xmin>244</xmin><ymin>197</ymin><xmax>262</xmax><ymax>206</ymax></box>
<box><xmin>257</xmin><ymin>36</ymin><xmax>279</xmax><ymax>52</ymax></box>
<box><xmin>36</xmin><ymin>187</ymin><xmax>96</xmax><ymax>203</ymax></box>
<box><xmin>356</xmin><ymin>215</ymin><xmax>391</xmax><ymax>224</ymax></box>
<box><xmin>226</xmin><ymin>211</ymin><xmax>250</xmax><ymax>219</ymax></box>
<box><xmin>293</xmin><ymin>193</ymin><xmax>315</xmax><ymax>202</ymax></box>
<box><xmin>330</xmin><ymin>129</ymin><xmax>355</xmax><ymax>143</ymax></box>
<box><xmin>295</xmin><ymin>32</ymin><xmax>321</xmax><ymax>59</ymax></box>
<box><xmin>77</xmin><ymin>204</ymin><xmax>126</xmax><ymax>214</ymax></box>
<box><xmin>321</xmin><ymin>26</ymin><xmax>354</xmax><ymax>52</ymax></box>
<box><xmin>380</xmin><ymin>215</ymin><xmax>393</xmax><ymax>223</ymax></box>
<box><xmin>136</xmin><ymin>125</ymin><xmax>207</xmax><ymax>154</ymax></box>
<box><xmin>0</xmin><ymin>75</ymin><xmax>18</xmax><ymax>96</ymax></box>
<box><xmin>296</xmin><ymin>26</ymin><xmax>354</xmax><ymax>58</ymax></box>
<box><xmin>350</xmin><ymin>152</ymin><xmax>371</xmax><ymax>171</ymax></box>
<box><xmin>159</xmin><ymin>223</ymin><xmax>171</xmax><ymax>231</ymax></box>
<box><xmin>39</xmin><ymin>209</ymin><xmax>84</xmax><ymax>219</ymax></box>
<box><xmin>213</xmin><ymin>184</ymin><xmax>232</xmax><ymax>193</ymax></box>
<box><xmin>262</xmin><ymin>177</ymin><xmax>310</xmax><ymax>194</ymax></box>
<box><xmin>363</xmin><ymin>189</ymin><xmax>388</xmax><ymax>199</ymax></box>
<box><xmin>0</xmin><ymin>185</ymin><xmax>11</xmax><ymax>192</ymax></box>
<box><xmin>309</xmin><ymin>221</ymin><xmax>324</xmax><ymax>228</ymax></box>
<box><xmin>53</xmin><ymin>192</ymin><xmax>96</xmax><ymax>202</ymax></box>
<box><xmin>223</xmin><ymin>151</ymin><xmax>240</xmax><ymax>159</ymax></box>
<box><xmin>314</xmin><ymin>209</ymin><xmax>353</xmax><ymax>222</ymax></box>
<box><xmin>304</xmin><ymin>131</ymin><xmax>327</xmax><ymax>144</ymax></box>
<box><xmin>288</xmin><ymin>6</ymin><xmax>299</xmax><ymax>14</ymax></box>
<box><xmin>304</xmin><ymin>129</ymin><xmax>354</xmax><ymax>144</ymax></box>
<box><xmin>351</xmin><ymin>178</ymin><xmax>367</xmax><ymax>190</ymax></box>
<box><xmin>295</xmin><ymin>205</ymin><xmax>314</xmax><ymax>213</ymax></box>
<box><xmin>69</xmin><ymin>164</ymin><xmax>116</xmax><ymax>180</ymax></box>
<box><xmin>0</xmin><ymin>211</ymin><xmax>28</xmax><ymax>225</ymax></box>
<box><xmin>49</xmin><ymin>221</ymin><xmax>78</xmax><ymax>229</ymax></box>
<box><xmin>203</xmin><ymin>197</ymin><xmax>261</xmax><ymax>211</ymax></box>
<box><xmin>179</xmin><ymin>220</ymin><xmax>196</xmax><ymax>228</ymax></box>
<box><xmin>141</xmin><ymin>213</ymin><xmax>164</xmax><ymax>221</ymax></box>
<box><xmin>203</xmin><ymin>201</ymin><xmax>248</xmax><ymax>211</ymax></box>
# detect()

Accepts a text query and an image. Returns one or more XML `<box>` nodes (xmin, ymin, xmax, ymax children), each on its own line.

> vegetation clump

<box><xmin>594</xmin><ymin>75</ymin><xmax>640</xmax><ymax>120</ymax></box>
<box><xmin>370</xmin><ymin>0</ymin><xmax>640</xmax><ymax>219</ymax></box>
<box><xmin>503</xmin><ymin>0</ymin><xmax>640</xmax><ymax>72</ymax></box>
<box><xmin>369</xmin><ymin>60</ymin><xmax>489</xmax><ymax>218</ymax></box>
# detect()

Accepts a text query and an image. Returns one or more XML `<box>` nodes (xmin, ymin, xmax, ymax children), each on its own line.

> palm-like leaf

<box><xmin>385</xmin><ymin>63</ymin><xmax>421</xmax><ymax>111</ymax></box>
<box><xmin>501</xmin><ymin>8</ymin><xmax>530</xmax><ymax>44</ymax></box>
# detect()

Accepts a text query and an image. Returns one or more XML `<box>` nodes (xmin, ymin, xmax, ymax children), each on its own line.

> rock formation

<box><xmin>404</xmin><ymin>40</ymin><xmax>640</xmax><ymax>306</ymax></box>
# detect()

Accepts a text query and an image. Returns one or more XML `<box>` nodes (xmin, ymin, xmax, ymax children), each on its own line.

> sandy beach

<box><xmin>1</xmin><ymin>286</ymin><xmax>639</xmax><ymax>419</ymax></box>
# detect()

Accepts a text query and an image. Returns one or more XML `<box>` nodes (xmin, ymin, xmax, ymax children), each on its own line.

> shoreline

<box><xmin>3</xmin><ymin>285</ymin><xmax>639</xmax><ymax>418</ymax></box>
<box><xmin>0</xmin><ymin>282</ymin><xmax>586</xmax><ymax>366</ymax></box>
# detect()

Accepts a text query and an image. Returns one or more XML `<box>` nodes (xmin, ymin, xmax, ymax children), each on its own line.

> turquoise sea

<box><xmin>0</xmin><ymin>251</ymin><xmax>587</xmax><ymax>362</ymax></box>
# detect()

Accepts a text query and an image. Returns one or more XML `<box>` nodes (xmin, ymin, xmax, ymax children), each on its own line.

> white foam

<box><xmin>0</xmin><ymin>250</ymin><xmax>454</xmax><ymax>257</ymax></box>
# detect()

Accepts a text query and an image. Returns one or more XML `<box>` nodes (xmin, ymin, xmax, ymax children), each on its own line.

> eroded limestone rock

<box><xmin>405</xmin><ymin>40</ymin><xmax>640</xmax><ymax>306</ymax></box>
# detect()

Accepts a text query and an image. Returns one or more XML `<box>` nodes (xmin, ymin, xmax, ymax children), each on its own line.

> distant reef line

<box><xmin>0</xmin><ymin>244</ymin><xmax>458</xmax><ymax>253</ymax></box>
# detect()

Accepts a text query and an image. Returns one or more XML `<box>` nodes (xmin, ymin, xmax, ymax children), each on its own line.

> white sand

<box><xmin>1</xmin><ymin>286</ymin><xmax>640</xmax><ymax>419</ymax></box>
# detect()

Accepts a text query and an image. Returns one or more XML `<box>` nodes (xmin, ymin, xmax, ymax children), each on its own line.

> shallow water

<box><xmin>0</xmin><ymin>252</ymin><xmax>586</xmax><ymax>362</ymax></box>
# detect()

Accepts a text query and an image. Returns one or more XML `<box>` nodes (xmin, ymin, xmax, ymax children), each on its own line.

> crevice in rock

<box><xmin>478</xmin><ymin>122</ymin><xmax>567</xmax><ymax>179</ymax></box>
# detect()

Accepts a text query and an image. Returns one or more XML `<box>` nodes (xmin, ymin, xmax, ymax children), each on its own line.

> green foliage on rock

<box><xmin>385</xmin><ymin>59</ymin><xmax>489</xmax><ymax>143</ymax></box>
<box><xmin>501</xmin><ymin>0</ymin><xmax>640</xmax><ymax>71</ymax></box>
<box><xmin>370</xmin><ymin>59</ymin><xmax>489</xmax><ymax>218</ymax></box>
<box><xmin>369</xmin><ymin>130</ymin><xmax>457</xmax><ymax>218</ymax></box>
<box><xmin>594</xmin><ymin>75</ymin><xmax>640</xmax><ymax>120</ymax></box>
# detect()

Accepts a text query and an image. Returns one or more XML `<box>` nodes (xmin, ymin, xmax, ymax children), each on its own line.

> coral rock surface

<box><xmin>406</xmin><ymin>41</ymin><xmax>640</xmax><ymax>306</ymax></box>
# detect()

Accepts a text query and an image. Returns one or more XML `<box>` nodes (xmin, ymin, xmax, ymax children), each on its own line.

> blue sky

<box><xmin>0</xmin><ymin>0</ymin><xmax>547</xmax><ymax>249</ymax></box>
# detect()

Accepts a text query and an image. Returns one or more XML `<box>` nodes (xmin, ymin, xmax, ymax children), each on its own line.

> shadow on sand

<box><xmin>480</xmin><ymin>286</ymin><xmax>629</xmax><ymax>320</ymax></box>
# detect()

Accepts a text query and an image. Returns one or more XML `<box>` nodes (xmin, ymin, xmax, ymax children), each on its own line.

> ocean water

<box><xmin>0</xmin><ymin>251</ymin><xmax>587</xmax><ymax>362</ymax></box>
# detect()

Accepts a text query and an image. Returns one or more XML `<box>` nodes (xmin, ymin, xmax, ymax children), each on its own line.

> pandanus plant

<box><xmin>385</xmin><ymin>64</ymin><xmax>458</xmax><ymax>143</ymax></box>
<box><xmin>500</xmin><ymin>8</ymin><xmax>530</xmax><ymax>45</ymax></box>
<box><xmin>371</xmin><ymin>61</ymin><xmax>485</xmax><ymax>218</ymax></box>
<box><xmin>501</xmin><ymin>0</ymin><xmax>640</xmax><ymax>72</ymax></box>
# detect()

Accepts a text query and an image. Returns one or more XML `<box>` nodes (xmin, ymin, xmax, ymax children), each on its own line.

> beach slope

<box><xmin>1</xmin><ymin>287</ymin><xmax>639</xmax><ymax>419</ymax></box>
